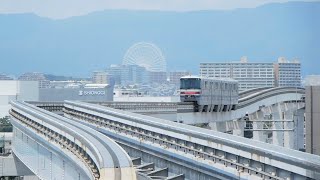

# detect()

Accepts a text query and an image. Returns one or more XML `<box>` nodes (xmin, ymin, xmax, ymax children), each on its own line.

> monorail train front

<box><xmin>180</xmin><ymin>76</ymin><xmax>201</xmax><ymax>102</ymax></box>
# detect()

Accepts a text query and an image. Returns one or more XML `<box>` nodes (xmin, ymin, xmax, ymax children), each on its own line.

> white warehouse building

<box><xmin>0</xmin><ymin>80</ymin><xmax>39</xmax><ymax>117</ymax></box>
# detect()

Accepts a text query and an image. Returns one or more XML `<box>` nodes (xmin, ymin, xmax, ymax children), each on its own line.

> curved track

<box><xmin>64</xmin><ymin>100</ymin><xmax>320</xmax><ymax>180</ymax></box>
<box><xmin>10</xmin><ymin>101</ymin><xmax>136</xmax><ymax>180</ymax></box>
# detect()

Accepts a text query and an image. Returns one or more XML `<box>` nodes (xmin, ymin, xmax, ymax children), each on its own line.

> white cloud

<box><xmin>0</xmin><ymin>0</ymin><xmax>318</xmax><ymax>19</ymax></box>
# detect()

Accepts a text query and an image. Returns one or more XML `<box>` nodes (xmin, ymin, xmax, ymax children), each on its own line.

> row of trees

<box><xmin>0</xmin><ymin>116</ymin><xmax>13</xmax><ymax>132</ymax></box>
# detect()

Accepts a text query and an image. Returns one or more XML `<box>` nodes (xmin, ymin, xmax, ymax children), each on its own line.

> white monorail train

<box><xmin>180</xmin><ymin>76</ymin><xmax>239</xmax><ymax>112</ymax></box>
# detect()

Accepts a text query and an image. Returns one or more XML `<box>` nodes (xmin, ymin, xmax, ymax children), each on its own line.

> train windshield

<box><xmin>180</xmin><ymin>78</ymin><xmax>201</xmax><ymax>89</ymax></box>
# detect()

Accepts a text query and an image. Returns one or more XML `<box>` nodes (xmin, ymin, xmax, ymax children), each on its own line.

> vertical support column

<box><xmin>233</xmin><ymin>120</ymin><xmax>245</xmax><ymax>137</ymax></box>
<box><xmin>208</xmin><ymin>122</ymin><xmax>227</xmax><ymax>133</ymax></box>
<box><xmin>63</xmin><ymin>160</ymin><xmax>65</xmax><ymax>180</ymax></box>
<box><xmin>50</xmin><ymin>152</ymin><xmax>53</xmax><ymax>180</ymax></box>
<box><xmin>294</xmin><ymin>108</ymin><xmax>305</xmax><ymax>151</ymax></box>
<box><xmin>251</xmin><ymin>111</ymin><xmax>266</xmax><ymax>142</ymax></box>
<box><xmin>283</xmin><ymin>103</ymin><xmax>294</xmax><ymax>149</ymax></box>
<box><xmin>273</xmin><ymin>103</ymin><xmax>284</xmax><ymax>147</ymax></box>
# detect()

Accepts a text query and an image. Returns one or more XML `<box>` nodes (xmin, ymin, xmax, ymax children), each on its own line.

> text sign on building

<box><xmin>78</xmin><ymin>90</ymin><xmax>106</xmax><ymax>96</ymax></box>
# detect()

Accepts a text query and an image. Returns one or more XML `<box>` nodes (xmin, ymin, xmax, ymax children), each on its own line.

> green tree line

<box><xmin>0</xmin><ymin>116</ymin><xmax>13</xmax><ymax>132</ymax></box>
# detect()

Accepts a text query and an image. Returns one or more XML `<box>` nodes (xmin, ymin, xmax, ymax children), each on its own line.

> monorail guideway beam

<box><xmin>63</xmin><ymin>101</ymin><xmax>320</xmax><ymax>180</ymax></box>
<box><xmin>9</xmin><ymin>101</ymin><xmax>137</xmax><ymax>180</ymax></box>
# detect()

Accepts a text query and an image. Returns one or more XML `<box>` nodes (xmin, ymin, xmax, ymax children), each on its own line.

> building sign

<box><xmin>79</xmin><ymin>90</ymin><xmax>106</xmax><ymax>96</ymax></box>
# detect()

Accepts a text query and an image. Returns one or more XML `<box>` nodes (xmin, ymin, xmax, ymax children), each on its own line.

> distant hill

<box><xmin>0</xmin><ymin>1</ymin><xmax>319</xmax><ymax>77</ymax></box>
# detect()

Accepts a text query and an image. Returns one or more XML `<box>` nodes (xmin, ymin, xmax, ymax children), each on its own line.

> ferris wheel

<box><xmin>122</xmin><ymin>42</ymin><xmax>166</xmax><ymax>72</ymax></box>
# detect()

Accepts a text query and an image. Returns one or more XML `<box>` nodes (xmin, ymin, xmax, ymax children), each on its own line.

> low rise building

<box><xmin>0</xmin><ymin>80</ymin><xmax>39</xmax><ymax>117</ymax></box>
<box><xmin>39</xmin><ymin>84</ymin><xmax>114</xmax><ymax>102</ymax></box>
<box><xmin>18</xmin><ymin>72</ymin><xmax>50</xmax><ymax>88</ymax></box>
<box><xmin>0</xmin><ymin>74</ymin><xmax>13</xmax><ymax>80</ymax></box>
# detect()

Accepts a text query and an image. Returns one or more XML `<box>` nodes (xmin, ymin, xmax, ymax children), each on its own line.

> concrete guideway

<box><xmin>9</xmin><ymin>101</ymin><xmax>136</xmax><ymax>180</ymax></box>
<box><xmin>64</xmin><ymin>100</ymin><xmax>320</xmax><ymax>180</ymax></box>
<box><xmin>178</xmin><ymin>87</ymin><xmax>305</xmax><ymax>124</ymax></box>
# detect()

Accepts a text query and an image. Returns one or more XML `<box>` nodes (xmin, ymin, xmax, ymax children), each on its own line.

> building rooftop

<box><xmin>84</xmin><ymin>84</ymin><xmax>110</xmax><ymax>88</ymax></box>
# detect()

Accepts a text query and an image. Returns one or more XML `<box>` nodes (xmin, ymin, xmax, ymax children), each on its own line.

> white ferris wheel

<box><xmin>122</xmin><ymin>42</ymin><xmax>166</xmax><ymax>72</ymax></box>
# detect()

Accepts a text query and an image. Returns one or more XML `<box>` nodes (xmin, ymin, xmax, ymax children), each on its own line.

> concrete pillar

<box><xmin>251</xmin><ymin>111</ymin><xmax>266</xmax><ymax>142</ymax></box>
<box><xmin>305</xmin><ymin>86</ymin><xmax>320</xmax><ymax>155</ymax></box>
<box><xmin>208</xmin><ymin>122</ymin><xmax>226</xmax><ymax>132</ymax></box>
<box><xmin>232</xmin><ymin>120</ymin><xmax>244</xmax><ymax>137</ymax></box>
<box><xmin>294</xmin><ymin>108</ymin><xmax>305</xmax><ymax>151</ymax></box>
<box><xmin>208</xmin><ymin>120</ymin><xmax>243</xmax><ymax>135</ymax></box>
<box><xmin>283</xmin><ymin>103</ymin><xmax>294</xmax><ymax>149</ymax></box>
<box><xmin>272</xmin><ymin>103</ymin><xmax>284</xmax><ymax>147</ymax></box>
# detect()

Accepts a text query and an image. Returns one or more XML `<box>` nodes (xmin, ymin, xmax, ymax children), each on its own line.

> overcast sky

<box><xmin>0</xmin><ymin>0</ymin><xmax>318</xmax><ymax>19</ymax></box>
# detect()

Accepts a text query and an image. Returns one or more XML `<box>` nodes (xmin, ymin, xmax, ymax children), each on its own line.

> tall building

<box><xmin>121</xmin><ymin>65</ymin><xmax>148</xmax><ymax>85</ymax></box>
<box><xmin>106</xmin><ymin>65</ymin><xmax>122</xmax><ymax>85</ymax></box>
<box><xmin>106</xmin><ymin>65</ymin><xmax>148</xmax><ymax>85</ymax></box>
<box><xmin>18</xmin><ymin>72</ymin><xmax>50</xmax><ymax>89</ymax></box>
<box><xmin>149</xmin><ymin>71</ymin><xmax>167</xmax><ymax>84</ymax></box>
<box><xmin>200</xmin><ymin>57</ymin><xmax>301</xmax><ymax>91</ymax></box>
<box><xmin>92</xmin><ymin>71</ymin><xmax>108</xmax><ymax>84</ymax></box>
<box><xmin>305</xmin><ymin>75</ymin><xmax>320</xmax><ymax>156</ymax></box>
<box><xmin>200</xmin><ymin>58</ymin><xmax>274</xmax><ymax>91</ymax></box>
<box><xmin>169</xmin><ymin>71</ymin><xmax>191</xmax><ymax>85</ymax></box>
<box><xmin>274</xmin><ymin>57</ymin><xmax>301</xmax><ymax>87</ymax></box>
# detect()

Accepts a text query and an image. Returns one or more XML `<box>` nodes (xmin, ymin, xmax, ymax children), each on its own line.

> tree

<box><xmin>0</xmin><ymin>116</ymin><xmax>13</xmax><ymax>132</ymax></box>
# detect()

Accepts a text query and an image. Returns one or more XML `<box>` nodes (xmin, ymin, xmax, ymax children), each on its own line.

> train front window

<box><xmin>180</xmin><ymin>78</ymin><xmax>201</xmax><ymax>89</ymax></box>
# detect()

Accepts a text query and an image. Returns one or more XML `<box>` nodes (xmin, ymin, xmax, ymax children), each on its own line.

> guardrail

<box><xmin>28</xmin><ymin>101</ymin><xmax>195</xmax><ymax>114</ymax></box>
<box><xmin>238</xmin><ymin>87</ymin><xmax>305</xmax><ymax>109</ymax></box>
<box><xmin>239</xmin><ymin>87</ymin><xmax>273</xmax><ymax>98</ymax></box>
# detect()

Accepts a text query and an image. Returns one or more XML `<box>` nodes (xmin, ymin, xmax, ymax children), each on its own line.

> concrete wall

<box><xmin>305</xmin><ymin>86</ymin><xmax>320</xmax><ymax>155</ymax></box>
<box><xmin>0</xmin><ymin>154</ymin><xmax>34</xmax><ymax>176</ymax></box>
<box><xmin>17</xmin><ymin>81</ymin><xmax>39</xmax><ymax>101</ymax></box>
